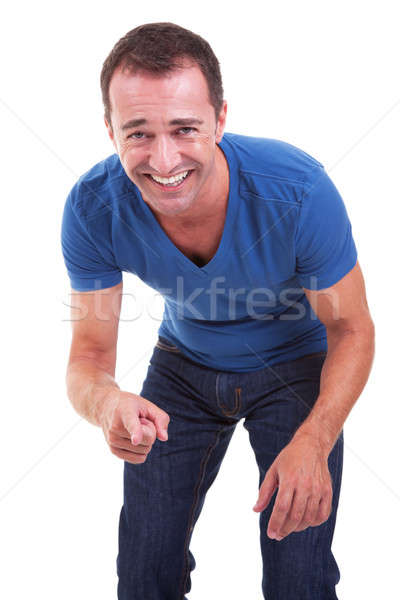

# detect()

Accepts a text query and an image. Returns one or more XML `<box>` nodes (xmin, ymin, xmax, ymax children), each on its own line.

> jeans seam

<box><xmin>216</xmin><ymin>375</ymin><xmax>242</xmax><ymax>417</ymax></box>
<box><xmin>178</xmin><ymin>426</ymin><xmax>225</xmax><ymax>599</ymax></box>
<box><xmin>220</xmin><ymin>386</ymin><xmax>242</xmax><ymax>417</ymax></box>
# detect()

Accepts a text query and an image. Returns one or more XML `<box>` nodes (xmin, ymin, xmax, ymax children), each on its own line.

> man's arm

<box><xmin>61</xmin><ymin>190</ymin><xmax>170</xmax><ymax>460</ymax></box>
<box><xmin>253</xmin><ymin>260</ymin><xmax>375</xmax><ymax>539</ymax></box>
<box><xmin>292</xmin><ymin>259</ymin><xmax>375</xmax><ymax>451</ymax></box>
<box><xmin>65</xmin><ymin>280</ymin><xmax>170</xmax><ymax>463</ymax></box>
<box><xmin>66</xmin><ymin>281</ymin><xmax>123</xmax><ymax>427</ymax></box>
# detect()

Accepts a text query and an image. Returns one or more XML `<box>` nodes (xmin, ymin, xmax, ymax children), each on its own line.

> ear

<box><xmin>104</xmin><ymin>115</ymin><xmax>118</xmax><ymax>151</ymax></box>
<box><xmin>215</xmin><ymin>100</ymin><xmax>228</xmax><ymax>143</ymax></box>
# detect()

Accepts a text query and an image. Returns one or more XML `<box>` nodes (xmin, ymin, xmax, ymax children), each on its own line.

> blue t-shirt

<box><xmin>61</xmin><ymin>132</ymin><xmax>358</xmax><ymax>372</ymax></box>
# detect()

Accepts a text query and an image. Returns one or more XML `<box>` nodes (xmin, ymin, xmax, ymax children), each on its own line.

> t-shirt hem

<box><xmin>69</xmin><ymin>271</ymin><xmax>122</xmax><ymax>292</ymax></box>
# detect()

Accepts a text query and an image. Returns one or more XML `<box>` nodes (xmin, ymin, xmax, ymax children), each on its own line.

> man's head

<box><xmin>100</xmin><ymin>22</ymin><xmax>224</xmax><ymax>129</ymax></box>
<box><xmin>100</xmin><ymin>23</ymin><xmax>228</xmax><ymax>218</ymax></box>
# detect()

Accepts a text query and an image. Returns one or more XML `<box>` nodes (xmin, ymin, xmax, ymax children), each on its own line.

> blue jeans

<box><xmin>117</xmin><ymin>336</ymin><xmax>343</xmax><ymax>599</ymax></box>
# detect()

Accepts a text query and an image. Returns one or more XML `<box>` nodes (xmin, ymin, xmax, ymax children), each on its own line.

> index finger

<box><xmin>121</xmin><ymin>408</ymin><xmax>142</xmax><ymax>445</ymax></box>
<box><xmin>267</xmin><ymin>484</ymin><xmax>294</xmax><ymax>539</ymax></box>
<box><xmin>138</xmin><ymin>417</ymin><xmax>157</xmax><ymax>445</ymax></box>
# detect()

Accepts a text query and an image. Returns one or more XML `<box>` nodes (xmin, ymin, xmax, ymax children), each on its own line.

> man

<box><xmin>61</xmin><ymin>22</ymin><xmax>375</xmax><ymax>599</ymax></box>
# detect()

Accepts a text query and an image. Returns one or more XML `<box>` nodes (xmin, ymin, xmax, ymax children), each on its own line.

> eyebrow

<box><xmin>121</xmin><ymin>117</ymin><xmax>204</xmax><ymax>131</ymax></box>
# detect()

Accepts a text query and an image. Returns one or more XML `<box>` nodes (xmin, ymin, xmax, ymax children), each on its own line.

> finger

<box><xmin>278</xmin><ymin>489</ymin><xmax>308</xmax><ymax>537</ymax></box>
<box><xmin>294</xmin><ymin>494</ymin><xmax>321</xmax><ymax>532</ymax></box>
<box><xmin>108</xmin><ymin>432</ymin><xmax>150</xmax><ymax>453</ymax></box>
<box><xmin>112</xmin><ymin>416</ymin><xmax>155</xmax><ymax>443</ymax></box>
<box><xmin>138</xmin><ymin>418</ymin><xmax>157</xmax><ymax>445</ymax></box>
<box><xmin>253</xmin><ymin>467</ymin><xmax>278</xmax><ymax>512</ymax></box>
<box><xmin>119</xmin><ymin>417</ymin><xmax>156</xmax><ymax>445</ymax></box>
<box><xmin>144</xmin><ymin>403</ymin><xmax>170</xmax><ymax>441</ymax></box>
<box><xmin>267</xmin><ymin>484</ymin><xmax>294</xmax><ymax>540</ymax></box>
<box><xmin>109</xmin><ymin>446</ymin><xmax>148</xmax><ymax>464</ymax></box>
<box><xmin>117</xmin><ymin>417</ymin><xmax>157</xmax><ymax>448</ymax></box>
<box><xmin>313</xmin><ymin>492</ymin><xmax>332</xmax><ymax>526</ymax></box>
<box><xmin>110</xmin><ymin>440</ymin><xmax>148</xmax><ymax>455</ymax></box>
<box><xmin>121</xmin><ymin>408</ymin><xmax>143</xmax><ymax>445</ymax></box>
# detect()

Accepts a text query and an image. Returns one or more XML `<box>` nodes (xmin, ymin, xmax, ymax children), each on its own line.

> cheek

<box><xmin>187</xmin><ymin>132</ymin><xmax>213</xmax><ymax>146</ymax></box>
<box><xmin>178</xmin><ymin>133</ymin><xmax>215</xmax><ymax>156</ymax></box>
<box><xmin>119</xmin><ymin>143</ymin><xmax>144</xmax><ymax>167</ymax></box>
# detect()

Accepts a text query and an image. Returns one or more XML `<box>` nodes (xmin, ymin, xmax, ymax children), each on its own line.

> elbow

<box><xmin>327</xmin><ymin>316</ymin><xmax>375</xmax><ymax>350</ymax></box>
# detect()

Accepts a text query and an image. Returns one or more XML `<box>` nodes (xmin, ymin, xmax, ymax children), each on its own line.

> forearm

<box><xmin>66</xmin><ymin>358</ymin><xmax>120</xmax><ymax>427</ymax></box>
<box><xmin>292</xmin><ymin>321</ymin><xmax>375</xmax><ymax>454</ymax></box>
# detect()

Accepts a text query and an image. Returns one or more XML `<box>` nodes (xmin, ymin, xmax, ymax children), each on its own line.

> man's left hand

<box><xmin>252</xmin><ymin>433</ymin><xmax>333</xmax><ymax>541</ymax></box>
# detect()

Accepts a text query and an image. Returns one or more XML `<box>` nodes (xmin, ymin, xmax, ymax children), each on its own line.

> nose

<box><xmin>148</xmin><ymin>135</ymin><xmax>181</xmax><ymax>176</ymax></box>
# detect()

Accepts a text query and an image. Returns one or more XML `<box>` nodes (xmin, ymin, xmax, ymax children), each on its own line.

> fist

<box><xmin>99</xmin><ymin>390</ymin><xmax>170</xmax><ymax>465</ymax></box>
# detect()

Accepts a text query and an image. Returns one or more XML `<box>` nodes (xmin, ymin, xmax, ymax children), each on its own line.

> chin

<box><xmin>151</xmin><ymin>197</ymin><xmax>194</xmax><ymax>216</ymax></box>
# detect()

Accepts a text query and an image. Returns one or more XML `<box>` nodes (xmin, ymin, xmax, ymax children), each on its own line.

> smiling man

<box><xmin>61</xmin><ymin>22</ymin><xmax>375</xmax><ymax>600</ymax></box>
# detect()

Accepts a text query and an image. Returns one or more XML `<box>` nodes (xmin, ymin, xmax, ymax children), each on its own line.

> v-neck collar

<box><xmin>132</xmin><ymin>134</ymin><xmax>239</xmax><ymax>278</ymax></box>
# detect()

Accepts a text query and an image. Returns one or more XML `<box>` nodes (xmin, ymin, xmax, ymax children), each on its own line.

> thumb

<box><xmin>253</xmin><ymin>465</ymin><xmax>278</xmax><ymax>512</ymax></box>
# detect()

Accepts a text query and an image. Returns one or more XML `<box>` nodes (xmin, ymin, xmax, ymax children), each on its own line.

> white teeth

<box><xmin>150</xmin><ymin>170</ymin><xmax>189</xmax><ymax>185</ymax></box>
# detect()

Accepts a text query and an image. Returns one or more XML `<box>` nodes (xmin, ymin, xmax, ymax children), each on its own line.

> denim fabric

<box><xmin>117</xmin><ymin>336</ymin><xmax>343</xmax><ymax>599</ymax></box>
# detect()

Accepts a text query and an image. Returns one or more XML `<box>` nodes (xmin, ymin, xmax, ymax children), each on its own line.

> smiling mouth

<box><xmin>145</xmin><ymin>169</ymin><xmax>193</xmax><ymax>190</ymax></box>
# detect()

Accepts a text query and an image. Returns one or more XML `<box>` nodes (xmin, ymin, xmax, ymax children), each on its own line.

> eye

<box><xmin>177</xmin><ymin>127</ymin><xmax>195</xmax><ymax>135</ymax></box>
<box><xmin>127</xmin><ymin>131</ymin><xmax>145</xmax><ymax>140</ymax></box>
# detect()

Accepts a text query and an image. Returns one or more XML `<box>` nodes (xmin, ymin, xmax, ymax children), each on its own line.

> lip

<box><xmin>145</xmin><ymin>170</ymin><xmax>193</xmax><ymax>192</ymax></box>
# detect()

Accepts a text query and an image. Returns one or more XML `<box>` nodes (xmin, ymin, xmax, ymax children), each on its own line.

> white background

<box><xmin>1</xmin><ymin>1</ymin><xmax>398</xmax><ymax>598</ymax></box>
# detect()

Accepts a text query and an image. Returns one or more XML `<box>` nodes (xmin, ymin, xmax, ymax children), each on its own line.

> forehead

<box><xmin>108</xmin><ymin>63</ymin><xmax>213</xmax><ymax>125</ymax></box>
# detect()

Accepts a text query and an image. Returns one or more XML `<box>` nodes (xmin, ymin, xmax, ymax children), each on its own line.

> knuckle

<box><xmin>293</xmin><ymin>510</ymin><xmax>304</xmax><ymax>522</ymax></box>
<box><xmin>303</xmin><ymin>479</ymin><xmax>313</xmax><ymax>494</ymax></box>
<box><xmin>276</xmin><ymin>501</ymin><xmax>290</xmax><ymax>514</ymax></box>
<box><xmin>311</xmin><ymin>488</ymin><xmax>323</xmax><ymax>501</ymax></box>
<box><xmin>314</xmin><ymin>507</ymin><xmax>331</xmax><ymax>525</ymax></box>
<box><xmin>301</xmin><ymin>510</ymin><xmax>310</xmax><ymax>524</ymax></box>
<box><xmin>322</xmin><ymin>506</ymin><xmax>332</xmax><ymax>521</ymax></box>
<box><xmin>275</xmin><ymin>506</ymin><xmax>286</xmax><ymax>516</ymax></box>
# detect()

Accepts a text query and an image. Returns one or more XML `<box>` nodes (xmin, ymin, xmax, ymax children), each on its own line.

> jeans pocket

<box><xmin>156</xmin><ymin>336</ymin><xmax>181</xmax><ymax>353</ymax></box>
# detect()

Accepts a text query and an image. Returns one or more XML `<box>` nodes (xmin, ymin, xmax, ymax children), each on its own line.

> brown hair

<box><xmin>100</xmin><ymin>22</ymin><xmax>224</xmax><ymax>128</ymax></box>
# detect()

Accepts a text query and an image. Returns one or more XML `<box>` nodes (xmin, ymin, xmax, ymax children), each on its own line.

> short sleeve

<box><xmin>61</xmin><ymin>192</ymin><xmax>123</xmax><ymax>292</ymax></box>
<box><xmin>294</xmin><ymin>166</ymin><xmax>358</xmax><ymax>290</ymax></box>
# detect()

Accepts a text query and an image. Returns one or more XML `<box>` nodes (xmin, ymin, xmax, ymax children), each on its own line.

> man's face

<box><xmin>105</xmin><ymin>62</ymin><xmax>227</xmax><ymax>218</ymax></box>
